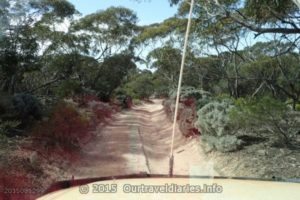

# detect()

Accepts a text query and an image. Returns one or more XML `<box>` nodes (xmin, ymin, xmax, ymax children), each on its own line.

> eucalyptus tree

<box><xmin>170</xmin><ymin>0</ymin><xmax>300</xmax><ymax>37</ymax></box>
<box><xmin>237</xmin><ymin>42</ymin><xmax>300</xmax><ymax>109</ymax></box>
<box><xmin>0</xmin><ymin>0</ymin><xmax>77</xmax><ymax>94</ymax></box>
<box><xmin>71</xmin><ymin>7</ymin><xmax>139</xmax><ymax>60</ymax></box>
<box><xmin>68</xmin><ymin>7</ymin><xmax>140</xmax><ymax>96</ymax></box>
<box><xmin>147</xmin><ymin>46</ymin><xmax>182</xmax><ymax>88</ymax></box>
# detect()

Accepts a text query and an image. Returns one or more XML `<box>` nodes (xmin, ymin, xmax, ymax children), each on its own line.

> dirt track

<box><xmin>70</xmin><ymin>99</ymin><xmax>218</xmax><ymax>178</ymax></box>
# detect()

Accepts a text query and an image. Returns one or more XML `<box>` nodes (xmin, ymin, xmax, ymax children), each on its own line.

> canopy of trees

<box><xmin>0</xmin><ymin>0</ymin><xmax>299</xmax><ymax>146</ymax></box>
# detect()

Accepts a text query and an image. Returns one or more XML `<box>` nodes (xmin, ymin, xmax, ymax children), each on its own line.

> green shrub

<box><xmin>113</xmin><ymin>89</ymin><xmax>129</xmax><ymax>108</ymax></box>
<box><xmin>169</xmin><ymin>86</ymin><xmax>210</xmax><ymax>100</ymax></box>
<box><xmin>0</xmin><ymin>93</ymin><xmax>15</xmax><ymax>119</ymax></box>
<box><xmin>229</xmin><ymin>96</ymin><xmax>299</xmax><ymax>146</ymax></box>
<box><xmin>133</xmin><ymin>99</ymin><xmax>142</xmax><ymax>105</ymax></box>
<box><xmin>229</xmin><ymin>96</ymin><xmax>287</xmax><ymax>131</ymax></box>
<box><xmin>296</xmin><ymin>103</ymin><xmax>300</xmax><ymax>111</ymax></box>
<box><xmin>1</xmin><ymin>93</ymin><xmax>43</xmax><ymax>123</ymax></box>
<box><xmin>163</xmin><ymin>87</ymin><xmax>211</xmax><ymax>137</ymax></box>
<box><xmin>0</xmin><ymin>119</ymin><xmax>21</xmax><ymax>139</ymax></box>
<box><xmin>195</xmin><ymin>100</ymin><xmax>234</xmax><ymax>137</ymax></box>
<box><xmin>122</xmin><ymin>73</ymin><xmax>155</xmax><ymax>99</ymax></box>
<box><xmin>215</xmin><ymin>93</ymin><xmax>234</xmax><ymax>101</ymax></box>
<box><xmin>195</xmin><ymin>99</ymin><xmax>243</xmax><ymax>152</ymax></box>
<box><xmin>202</xmin><ymin>135</ymin><xmax>243</xmax><ymax>153</ymax></box>
<box><xmin>153</xmin><ymin>78</ymin><xmax>169</xmax><ymax>97</ymax></box>
<box><xmin>169</xmin><ymin>86</ymin><xmax>211</xmax><ymax>110</ymax></box>
<box><xmin>12</xmin><ymin>93</ymin><xmax>43</xmax><ymax>121</ymax></box>
<box><xmin>55</xmin><ymin>79</ymin><xmax>82</xmax><ymax>98</ymax></box>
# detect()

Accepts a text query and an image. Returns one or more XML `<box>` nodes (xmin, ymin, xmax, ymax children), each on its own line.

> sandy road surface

<box><xmin>70</xmin><ymin>99</ymin><xmax>218</xmax><ymax>178</ymax></box>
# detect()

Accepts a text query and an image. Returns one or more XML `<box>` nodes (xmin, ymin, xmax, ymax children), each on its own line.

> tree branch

<box><xmin>208</xmin><ymin>0</ymin><xmax>300</xmax><ymax>37</ymax></box>
<box><xmin>228</xmin><ymin>11</ymin><xmax>300</xmax><ymax>37</ymax></box>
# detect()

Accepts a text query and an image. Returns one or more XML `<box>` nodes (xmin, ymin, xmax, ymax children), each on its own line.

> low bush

<box><xmin>170</xmin><ymin>86</ymin><xmax>210</xmax><ymax>100</ymax></box>
<box><xmin>88</xmin><ymin>101</ymin><xmax>114</xmax><ymax>122</ymax></box>
<box><xmin>73</xmin><ymin>94</ymin><xmax>100</xmax><ymax>107</ymax></box>
<box><xmin>201</xmin><ymin>135</ymin><xmax>243</xmax><ymax>153</ymax></box>
<box><xmin>114</xmin><ymin>91</ymin><xmax>133</xmax><ymax>108</ymax></box>
<box><xmin>12</xmin><ymin>93</ymin><xmax>43</xmax><ymax>121</ymax></box>
<box><xmin>1</xmin><ymin>93</ymin><xmax>43</xmax><ymax>121</ymax></box>
<box><xmin>195</xmin><ymin>99</ymin><xmax>235</xmax><ymax>137</ymax></box>
<box><xmin>163</xmin><ymin>87</ymin><xmax>210</xmax><ymax>137</ymax></box>
<box><xmin>32</xmin><ymin>102</ymin><xmax>90</xmax><ymax>150</ymax></box>
<box><xmin>229</xmin><ymin>96</ymin><xmax>300</xmax><ymax>147</ymax></box>
<box><xmin>116</xmin><ymin>70</ymin><xmax>155</xmax><ymax>100</ymax></box>
<box><xmin>296</xmin><ymin>103</ymin><xmax>300</xmax><ymax>111</ymax></box>
<box><xmin>55</xmin><ymin>79</ymin><xmax>82</xmax><ymax>98</ymax></box>
<box><xmin>133</xmin><ymin>99</ymin><xmax>142</xmax><ymax>105</ymax></box>
<box><xmin>169</xmin><ymin>86</ymin><xmax>211</xmax><ymax>110</ymax></box>
<box><xmin>195</xmin><ymin>99</ymin><xmax>243</xmax><ymax>152</ymax></box>
<box><xmin>0</xmin><ymin>93</ymin><xmax>14</xmax><ymax>119</ymax></box>
<box><xmin>0</xmin><ymin>93</ymin><xmax>43</xmax><ymax>136</ymax></box>
<box><xmin>0</xmin><ymin>119</ymin><xmax>21</xmax><ymax>139</ymax></box>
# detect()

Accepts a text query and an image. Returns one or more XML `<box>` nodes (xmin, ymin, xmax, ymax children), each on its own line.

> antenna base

<box><xmin>169</xmin><ymin>155</ymin><xmax>174</xmax><ymax>177</ymax></box>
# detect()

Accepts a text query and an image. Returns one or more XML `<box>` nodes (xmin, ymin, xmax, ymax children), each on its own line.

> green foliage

<box><xmin>72</xmin><ymin>6</ymin><xmax>138</xmax><ymax>38</ymax></box>
<box><xmin>132</xmin><ymin>99</ymin><xmax>142</xmax><ymax>105</ymax></box>
<box><xmin>169</xmin><ymin>86</ymin><xmax>211</xmax><ymax>110</ymax></box>
<box><xmin>122</xmin><ymin>70</ymin><xmax>155</xmax><ymax>99</ymax></box>
<box><xmin>169</xmin><ymin>86</ymin><xmax>208</xmax><ymax>100</ymax></box>
<box><xmin>0</xmin><ymin>0</ymin><xmax>80</xmax><ymax>94</ymax></box>
<box><xmin>55</xmin><ymin>80</ymin><xmax>82</xmax><ymax>98</ymax></box>
<box><xmin>94</xmin><ymin>54</ymin><xmax>136</xmax><ymax>101</ymax></box>
<box><xmin>296</xmin><ymin>104</ymin><xmax>300</xmax><ymax>111</ymax></box>
<box><xmin>195</xmin><ymin>99</ymin><xmax>243</xmax><ymax>152</ymax></box>
<box><xmin>0</xmin><ymin>119</ymin><xmax>21</xmax><ymax>138</ymax></box>
<box><xmin>244</xmin><ymin>0</ymin><xmax>297</xmax><ymax>23</ymax></box>
<box><xmin>71</xmin><ymin>6</ymin><xmax>138</xmax><ymax>58</ymax></box>
<box><xmin>0</xmin><ymin>93</ymin><xmax>42</xmax><ymax>127</ymax></box>
<box><xmin>0</xmin><ymin>93</ymin><xmax>14</xmax><ymax>119</ymax></box>
<box><xmin>113</xmin><ymin>88</ymin><xmax>130</xmax><ymax>108</ymax></box>
<box><xmin>173</xmin><ymin>0</ymin><xmax>299</xmax><ymax>38</ymax></box>
<box><xmin>196</xmin><ymin>99</ymin><xmax>234</xmax><ymax>137</ymax></box>
<box><xmin>147</xmin><ymin>46</ymin><xmax>181</xmax><ymax>88</ymax></box>
<box><xmin>229</xmin><ymin>96</ymin><xmax>287</xmax><ymax>128</ymax></box>
<box><xmin>115</xmin><ymin>96</ymin><xmax>127</xmax><ymax>108</ymax></box>
<box><xmin>229</xmin><ymin>96</ymin><xmax>299</xmax><ymax>145</ymax></box>
<box><xmin>47</xmin><ymin>53</ymin><xmax>81</xmax><ymax>79</ymax></box>
<box><xmin>0</xmin><ymin>32</ymin><xmax>40</xmax><ymax>93</ymax></box>
<box><xmin>1</xmin><ymin>0</ymin><xmax>299</xmax><ymax>155</ymax></box>
<box><xmin>201</xmin><ymin>135</ymin><xmax>243</xmax><ymax>153</ymax></box>
<box><xmin>30</xmin><ymin>0</ymin><xmax>77</xmax><ymax>20</ymax></box>
<box><xmin>215</xmin><ymin>93</ymin><xmax>233</xmax><ymax>101</ymax></box>
<box><xmin>12</xmin><ymin>93</ymin><xmax>43</xmax><ymax>122</ymax></box>
<box><xmin>152</xmin><ymin>75</ymin><xmax>170</xmax><ymax>97</ymax></box>
<box><xmin>135</xmin><ymin>17</ymin><xmax>186</xmax><ymax>43</ymax></box>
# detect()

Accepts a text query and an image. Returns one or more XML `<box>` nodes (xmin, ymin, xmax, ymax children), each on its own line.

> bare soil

<box><xmin>3</xmin><ymin>99</ymin><xmax>297</xmax><ymax>200</ymax></box>
<box><xmin>205</xmin><ymin>140</ymin><xmax>300</xmax><ymax>180</ymax></box>
<box><xmin>69</xmin><ymin>99</ymin><xmax>218</xmax><ymax>178</ymax></box>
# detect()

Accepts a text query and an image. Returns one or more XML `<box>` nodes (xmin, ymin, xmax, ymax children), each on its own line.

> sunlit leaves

<box><xmin>244</xmin><ymin>0</ymin><xmax>297</xmax><ymax>23</ymax></box>
<box><xmin>71</xmin><ymin>7</ymin><xmax>138</xmax><ymax>44</ymax></box>
<box><xmin>134</xmin><ymin>17</ymin><xmax>186</xmax><ymax>44</ymax></box>
<box><xmin>29</xmin><ymin>0</ymin><xmax>77</xmax><ymax>20</ymax></box>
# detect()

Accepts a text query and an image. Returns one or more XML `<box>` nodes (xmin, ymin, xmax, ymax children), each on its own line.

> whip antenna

<box><xmin>169</xmin><ymin>0</ymin><xmax>195</xmax><ymax>177</ymax></box>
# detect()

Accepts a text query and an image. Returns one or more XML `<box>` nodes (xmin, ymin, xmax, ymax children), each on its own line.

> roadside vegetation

<box><xmin>158</xmin><ymin>0</ymin><xmax>300</xmax><ymax>179</ymax></box>
<box><xmin>0</xmin><ymin>0</ymin><xmax>300</xmax><ymax>198</ymax></box>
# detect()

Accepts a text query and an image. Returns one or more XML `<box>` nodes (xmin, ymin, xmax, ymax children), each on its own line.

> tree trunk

<box><xmin>292</xmin><ymin>99</ymin><xmax>296</xmax><ymax>111</ymax></box>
